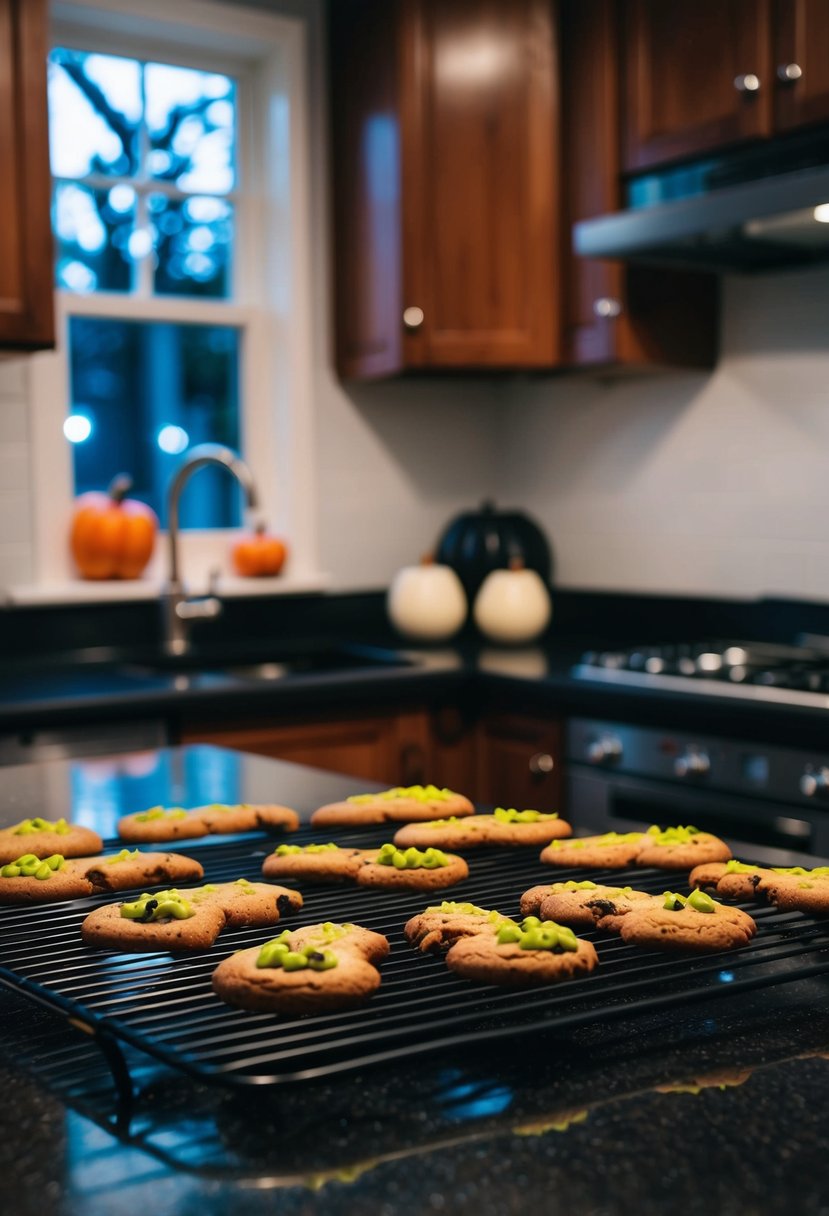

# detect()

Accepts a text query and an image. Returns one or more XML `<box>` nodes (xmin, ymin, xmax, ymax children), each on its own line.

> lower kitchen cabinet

<box><xmin>475</xmin><ymin>713</ymin><xmax>563</xmax><ymax>812</ymax></box>
<box><xmin>181</xmin><ymin>705</ymin><xmax>562</xmax><ymax>810</ymax></box>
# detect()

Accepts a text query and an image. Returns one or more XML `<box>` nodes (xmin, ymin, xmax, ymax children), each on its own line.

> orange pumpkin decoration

<box><xmin>231</xmin><ymin>523</ymin><xmax>288</xmax><ymax>577</ymax></box>
<box><xmin>70</xmin><ymin>475</ymin><xmax>158</xmax><ymax>580</ymax></box>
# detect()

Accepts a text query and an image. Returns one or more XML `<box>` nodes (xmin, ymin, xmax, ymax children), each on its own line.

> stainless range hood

<box><xmin>574</xmin><ymin>161</ymin><xmax>829</xmax><ymax>274</ymax></box>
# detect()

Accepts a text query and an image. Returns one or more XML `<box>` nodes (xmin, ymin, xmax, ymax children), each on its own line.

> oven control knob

<box><xmin>800</xmin><ymin>767</ymin><xmax>829</xmax><ymax>798</ymax></box>
<box><xmin>586</xmin><ymin>735</ymin><xmax>623</xmax><ymax>765</ymax></box>
<box><xmin>674</xmin><ymin>749</ymin><xmax>710</xmax><ymax>778</ymax></box>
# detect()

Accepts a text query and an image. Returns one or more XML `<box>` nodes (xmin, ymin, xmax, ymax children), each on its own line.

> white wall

<box><xmin>497</xmin><ymin>266</ymin><xmax>829</xmax><ymax>601</ymax></box>
<box><xmin>0</xmin><ymin>360</ymin><xmax>35</xmax><ymax>588</ymax></box>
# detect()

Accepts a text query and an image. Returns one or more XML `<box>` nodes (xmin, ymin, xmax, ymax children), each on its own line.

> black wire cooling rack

<box><xmin>2</xmin><ymin>826</ymin><xmax>829</xmax><ymax>1097</ymax></box>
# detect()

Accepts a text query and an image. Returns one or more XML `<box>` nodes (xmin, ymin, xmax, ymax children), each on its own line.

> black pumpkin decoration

<box><xmin>435</xmin><ymin>501</ymin><xmax>553</xmax><ymax>601</ymax></box>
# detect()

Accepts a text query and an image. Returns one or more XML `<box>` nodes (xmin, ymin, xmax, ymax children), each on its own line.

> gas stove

<box><xmin>573</xmin><ymin>640</ymin><xmax>829</xmax><ymax>709</ymax></box>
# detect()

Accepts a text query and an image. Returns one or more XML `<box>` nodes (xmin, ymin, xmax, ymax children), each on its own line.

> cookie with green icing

<box><xmin>619</xmin><ymin>891</ymin><xmax>755</xmax><ymax>953</ymax></box>
<box><xmin>262</xmin><ymin>842</ymin><xmax>365</xmax><ymax>884</ymax></box>
<box><xmin>404</xmin><ymin>901</ymin><xmax>513</xmax><ymax>953</ymax></box>
<box><xmin>635</xmin><ymin>824</ymin><xmax>731</xmax><ymax>870</ymax></box>
<box><xmin>0</xmin><ymin>848</ymin><xmax>205</xmax><ymax>906</ymax></box>
<box><xmin>0</xmin><ymin>818</ymin><xmax>103</xmax><ymax>865</ymax></box>
<box><xmin>211</xmin><ymin>922</ymin><xmax>390</xmax><ymax>1014</ymax></box>
<box><xmin>311</xmin><ymin>786</ymin><xmax>474</xmax><ymax>829</ymax></box>
<box><xmin>540</xmin><ymin>831</ymin><xmax>646</xmax><ymax>869</ymax></box>
<box><xmin>445</xmin><ymin>916</ymin><xmax>599</xmax><ymax>986</ymax></box>
<box><xmin>520</xmin><ymin>879</ymin><xmax>656</xmax><ymax>930</ymax></box>
<box><xmin>754</xmin><ymin>864</ymin><xmax>829</xmax><ymax>915</ymax></box>
<box><xmin>80</xmin><ymin>879</ymin><xmax>304</xmax><ymax>954</ymax></box>
<box><xmin>393</xmin><ymin>807</ymin><xmax>572</xmax><ymax>851</ymax></box>
<box><xmin>358</xmin><ymin>844</ymin><xmax>469</xmax><ymax>891</ymax></box>
<box><xmin>117</xmin><ymin>802</ymin><xmax>299</xmax><ymax>843</ymax></box>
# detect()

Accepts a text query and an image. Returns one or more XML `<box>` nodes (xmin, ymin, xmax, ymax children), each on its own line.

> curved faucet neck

<box><xmin>167</xmin><ymin>444</ymin><xmax>259</xmax><ymax>587</ymax></box>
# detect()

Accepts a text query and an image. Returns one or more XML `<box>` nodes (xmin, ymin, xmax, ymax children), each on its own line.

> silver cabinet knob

<box><xmin>777</xmin><ymin>62</ymin><xmax>802</xmax><ymax>83</ymax></box>
<box><xmin>403</xmin><ymin>306</ymin><xmax>424</xmax><ymax>330</ymax></box>
<box><xmin>593</xmin><ymin>297</ymin><xmax>622</xmax><ymax>319</ymax></box>
<box><xmin>587</xmin><ymin>735</ymin><xmax>623</xmax><ymax>765</ymax></box>
<box><xmin>800</xmin><ymin>767</ymin><xmax>829</xmax><ymax>798</ymax></box>
<box><xmin>674</xmin><ymin>749</ymin><xmax>710</xmax><ymax>779</ymax></box>
<box><xmin>529</xmin><ymin>752</ymin><xmax>555</xmax><ymax>775</ymax></box>
<box><xmin>734</xmin><ymin>73</ymin><xmax>761</xmax><ymax>93</ymax></box>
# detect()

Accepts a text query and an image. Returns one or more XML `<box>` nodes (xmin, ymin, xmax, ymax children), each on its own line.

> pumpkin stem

<box><xmin>508</xmin><ymin>556</ymin><xmax>525</xmax><ymax>572</ymax></box>
<box><xmin>254</xmin><ymin>521</ymin><xmax>268</xmax><ymax>536</ymax></box>
<box><xmin>108</xmin><ymin>474</ymin><xmax>133</xmax><ymax>504</ymax></box>
<box><xmin>420</xmin><ymin>553</ymin><xmax>434</xmax><ymax>566</ymax></box>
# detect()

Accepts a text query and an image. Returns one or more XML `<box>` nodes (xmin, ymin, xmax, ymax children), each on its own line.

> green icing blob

<box><xmin>1</xmin><ymin>853</ymin><xmax>64</xmax><ymax>880</ymax></box>
<box><xmin>492</xmin><ymin>808</ymin><xmax>559</xmax><ymax>824</ymax></box>
<box><xmin>663</xmin><ymin>889</ymin><xmax>716</xmax><ymax>913</ymax></box>
<box><xmin>425</xmin><ymin>901</ymin><xmax>506</xmax><ymax>926</ymax></box>
<box><xmin>134</xmin><ymin>807</ymin><xmax>188</xmax><ymax>823</ymax></box>
<box><xmin>647</xmin><ymin>825</ymin><xmax>701</xmax><ymax>846</ymax></box>
<box><xmin>497</xmin><ymin>916</ymin><xmax>579</xmax><ymax>953</ymax></box>
<box><xmin>771</xmin><ymin>865</ymin><xmax>829</xmax><ymax>878</ymax></box>
<box><xmin>375</xmin><ymin>843</ymin><xmax>449</xmax><ymax>870</ymax></box>
<box><xmin>418</xmin><ymin>817</ymin><xmax>466</xmax><ymax>828</ymax></box>
<box><xmin>725</xmin><ymin>860</ymin><xmax>761</xmax><ymax>874</ymax></box>
<box><xmin>120</xmin><ymin>889</ymin><xmax>195</xmax><ymax>922</ymax></box>
<box><xmin>552</xmin><ymin>880</ymin><xmax>599</xmax><ymax>892</ymax></box>
<box><xmin>275</xmin><ymin>842</ymin><xmax>339</xmax><ymax>856</ymax></box>
<box><xmin>347</xmin><ymin>785</ymin><xmax>455</xmax><ymax>805</ymax></box>
<box><xmin>256</xmin><ymin>928</ymin><xmax>339</xmax><ymax>972</ymax></box>
<box><xmin>11</xmin><ymin>817</ymin><xmax>70</xmax><ymax>836</ymax></box>
<box><xmin>106</xmin><ymin>849</ymin><xmax>142</xmax><ymax>865</ymax></box>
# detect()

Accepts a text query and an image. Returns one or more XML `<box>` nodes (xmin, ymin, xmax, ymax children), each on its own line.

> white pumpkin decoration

<box><xmin>387</xmin><ymin>556</ymin><xmax>468</xmax><ymax>641</ymax></box>
<box><xmin>473</xmin><ymin>558</ymin><xmax>552</xmax><ymax>644</ymax></box>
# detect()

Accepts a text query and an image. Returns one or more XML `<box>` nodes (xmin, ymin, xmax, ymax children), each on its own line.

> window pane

<box><xmin>67</xmin><ymin>318</ymin><xmax>242</xmax><ymax>528</ymax></box>
<box><xmin>144</xmin><ymin>63</ymin><xmax>235</xmax><ymax>193</ymax></box>
<box><xmin>48</xmin><ymin>49</ymin><xmax>141</xmax><ymax>178</ymax></box>
<box><xmin>54</xmin><ymin>183</ymin><xmax>136</xmax><ymax>293</ymax></box>
<box><xmin>150</xmin><ymin>194</ymin><xmax>233</xmax><ymax>297</ymax></box>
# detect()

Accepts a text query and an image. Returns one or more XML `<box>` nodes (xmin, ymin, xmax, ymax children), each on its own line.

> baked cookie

<box><xmin>311</xmin><ymin>785</ymin><xmax>474</xmax><ymax>829</ymax></box>
<box><xmin>619</xmin><ymin>889</ymin><xmax>756</xmax><ymax>953</ymax></box>
<box><xmin>520</xmin><ymin>879</ymin><xmax>656</xmax><ymax>931</ymax></box>
<box><xmin>356</xmin><ymin>843</ymin><xmax>469</xmax><ymax>891</ymax></box>
<box><xmin>540</xmin><ymin>831</ymin><xmax>646</xmax><ymax>869</ymax></box>
<box><xmin>404</xmin><ymin>901</ymin><xmax>512</xmax><ymax>953</ymax></box>
<box><xmin>81</xmin><ymin>878</ymin><xmax>303</xmax><ymax>953</ymax></box>
<box><xmin>634</xmin><ymin>825</ymin><xmax>732</xmax><ymax>870</ymax></box>
<box><xmin>689</xmin><ymin>860</ymin><xmax>776</xmax><ymax>900</ymax></box>
<box><xmin>0</xmin><ymin>848</ymin><xmax>204</xmax><ymax>905</ymax></box>
<box><xmin>212</xmin><ymin>922</ymin><xmax>390</xmax><ymax>1014</ymax></box>
<box><xmin>261</xmin><ymin>842</ymin><xmax>365</xmax><ymax>883</ymax></box>
<box><xmin>117</xmin><ymin>802</ymin><xmax>299</xmax><ymax>843</ymax></box>
<box><xmin>0</xmin><ymin>817</ymin><xmax>103</xmax><ymax>865</ymax></box>
<box><xmin>757</xmin><ymin>866</ymin><xmax>829</xmax><ymax>915</ymax></box>
<box><xmin>445</xmin><ymin>916</ymin><xmax>598</xmax><ymax>987</ymax></box>
<box><xmin>393</xmin><ymin>808</ymin><xmax>572</xmax><ymax>850</ymax></box>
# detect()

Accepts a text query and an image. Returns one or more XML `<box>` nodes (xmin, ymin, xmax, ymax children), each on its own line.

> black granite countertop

<box><xmin>2</xmin><ymin>747</ymin><xmax>829</xmax><ymax>1215</ymax></box>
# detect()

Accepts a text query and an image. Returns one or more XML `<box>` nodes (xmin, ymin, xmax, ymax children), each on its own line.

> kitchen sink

<box><xmin>124</xmin><ymin>644</ymin><xmax>415</xmax><ymax>683</ymax></box>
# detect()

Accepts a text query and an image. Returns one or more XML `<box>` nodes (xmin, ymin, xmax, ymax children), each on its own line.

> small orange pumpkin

<box><xmin>231</xmin><ymin>523</ymin><xmax>288</xmax><ymax>577</ymax></box>
<box><xmin>70</xmin><ymin>475</ymin><xmax>158</xmax><ymax>580</ymax></box>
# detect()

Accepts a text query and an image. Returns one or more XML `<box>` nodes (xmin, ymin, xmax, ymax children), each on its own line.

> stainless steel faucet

<box><xmin>162</xmin><ymin>444</ymin><xmax>260</xmax><ymax>655</ymax></box>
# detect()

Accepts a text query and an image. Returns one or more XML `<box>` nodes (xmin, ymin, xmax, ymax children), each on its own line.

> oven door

<box><xmin>567</xmin><ymin>768</ymin><xmax>829</xmax><ymax>864</ymax></box>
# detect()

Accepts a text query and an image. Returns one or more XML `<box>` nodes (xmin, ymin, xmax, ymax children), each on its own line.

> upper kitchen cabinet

<box><xmin>775</xmin><ymin>0</ymin><xmax>829</xmax><ymax>132</ymax></box>
<box><xmin>623</xmin><ymin>0</ymin><xmax>774</xmax><ymax>172</ymax></box>
<box><xmin>561</xmin><ymin>0</ymin><xmax>718</xmax><ymax>369</ymax></box>
<box><xmin>0</xmin><ymin>0</ymin><xmax>54</xmax><ymax>349</ymax></box>
<box><xmin>329</xmin><ymin>0</ymin><xmax>560</xmax><ymax>376</ymax></box>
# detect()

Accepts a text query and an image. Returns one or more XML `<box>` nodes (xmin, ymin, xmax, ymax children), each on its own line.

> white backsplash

<box><xmin>497</xmin><ymin>265</ymin><xmax>829</xmax><ymax>601</ymax></box>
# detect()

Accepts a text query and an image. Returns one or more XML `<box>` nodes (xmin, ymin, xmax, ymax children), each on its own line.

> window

<box><xmin>27</xmin><ymin>0</ymin><xmax>318</xmax><ymax>596</ymax></box>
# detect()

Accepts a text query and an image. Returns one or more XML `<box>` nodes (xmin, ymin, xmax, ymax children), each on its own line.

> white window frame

<box><xmin>25</xmin><ymin>0</ymin><xmax>322</xmax><ymax>602</ymax></box>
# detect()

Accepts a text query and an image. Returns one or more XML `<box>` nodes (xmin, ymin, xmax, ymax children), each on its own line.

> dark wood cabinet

<box><xmin>181</xmin><ymin>703</ymin><xmax>563</xmax><ymax>810</ymax></box>
<box><xmin>330</xmin><ymin>0</ymin><xmax>560</xmax><ymax>376</ymax></box>
<box><xmin>775</xmin><ymin>0</ymin><xmax>829</xmax><ymax>132</ymax></box>
<box><xmin>623</xmin><ymin>0</ymin><xmax>773</xmax><ymax>172</ymax></box>
<box><xmin>475</xmin><ymin>713</ymin><xmax>562</xmax><ymax>813</ymax></box>
<box><xmin>561</xmin><ymin>0</ymin><xmax>718</xmax><ymax>370</ymax></box>
<box><xmin>0</xmin><ymin>0</ymin><xmax>54</xmax><ymax>350</ymax></box>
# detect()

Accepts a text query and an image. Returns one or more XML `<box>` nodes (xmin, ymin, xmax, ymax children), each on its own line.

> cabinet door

<box><xmin>180</xmin><ymin>709</ymin><xmax>443</xmax><ymax>787</ymax></box>
<box><xmin>401</xmin><ymin>0</ymin><xmax>559</xmax><ymax>368</ymax></box>
<box><xmin>775</xmin><ymin>0</ymin><xmax>829</xmax><ymax>131</ymax></box>
<box><xmin>0</xmin><ymin>0</ymin><xmax>54</xmax><ymax>349</ymax></box>
<box><xmin>624</xmin><ymin>0</ymin><xmax>773</xmax><ymax>172</ymax></box>
<box><xmin>475</xmin><ymin>714</ymin><xmax>562</xmax><ymax>812</ymax></box>
<box><xmin>562</xmin><ymin>0</ymin><xmax>718</xmax><ymax>371</ymax></box>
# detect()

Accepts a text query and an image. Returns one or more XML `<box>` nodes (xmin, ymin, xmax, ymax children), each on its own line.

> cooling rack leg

<box><xmin>94</xmin><ymin>1029</ymin><xmax>135</xmax><ymax>1134</ymax></box>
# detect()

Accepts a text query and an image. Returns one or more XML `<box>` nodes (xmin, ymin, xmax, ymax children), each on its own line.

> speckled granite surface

<box><xmin>2</xmin><ymin>748</ymin><xmax>829</xmax><ymax>1215</ymax></box>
